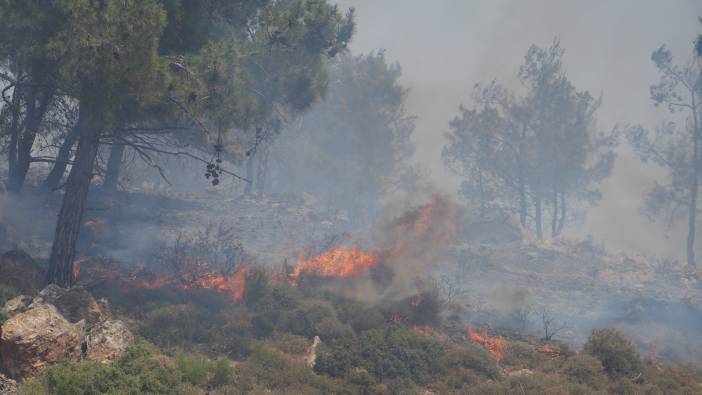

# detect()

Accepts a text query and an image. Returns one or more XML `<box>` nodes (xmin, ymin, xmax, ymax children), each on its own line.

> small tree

<box><xmin>627</xmin><ymin>37</ymin><xmax>702</xmax><ymax>267</ymax></box>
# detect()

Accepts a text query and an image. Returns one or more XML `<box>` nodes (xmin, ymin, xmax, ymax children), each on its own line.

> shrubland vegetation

<box><xmin>14</xmin><ymin>268</ymin><xmax>702</xmax><ymax>394</ymax></box>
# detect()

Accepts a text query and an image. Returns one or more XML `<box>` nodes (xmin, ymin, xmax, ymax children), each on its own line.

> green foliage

<box><xmin>244</xmin><ymin>266</ymin><xmax>271</xmax><ymax>306</ymax></box>
<box><xmin>584</xmin><ymin>328</ymin><xmax>642</xmax><ymax>378</ymax></box>
<box><xmin>175</xmin><ymin>352</ymin><xmax>210</xmax><ymax>386</ymax></box>
<box><xmin>315</xmin><ymin>326</ymin><xmax>446</xmax><ymax>385</ymax></box>
<box><xmin>446</xmin><ymin>343</ymin><xmax>502</xmax><ymax>379</ymax></box>
<box><xmin>335</xmin><ymin>300</ymin><xmax>386</xmax><ymax>332</ymax></box>
<box><xmin>140</xmin><ymin>304</ymin><xmax>211</xmax><ymax>346</ymax></box>
<box><xmin>20</xmin><ymin>342</ymin><xmax>182</xmax><ymax>395</ymax></box>
<box><xmin>560</xmin><ymin>353</ymin><xmax>608</xmax><ymax>390</ymax></box>
<box><xmin>0</xmin><ymin>283</ymin><xmax>19</xmax><ymax>306</ymax></box>
<box><xmin>270</xmin><ymin>332</ymin><xmax>312</xmax><ymax>355</ymax></box>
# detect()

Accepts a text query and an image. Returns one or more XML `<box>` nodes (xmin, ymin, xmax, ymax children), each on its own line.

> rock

<box><xmin>0</xmin><ymin>251</ymin><xmax>44</xmax><ymax>295</ymax></box>
<box><xmin>84</xmin><ymin>320</ymin><xmax>133</xmax><ymax>364</ymax></box>
<box><xmin>30</xmin><ymin>285</ymin><xmax>112</xmax><ymax>325</ymax></box>
<box><xmin>0</xmin><ymin>304</ymin><xmax>83</xmax><ymax>378</ymax></box>
<box><xmin>305</xmin><ymin>335</ymin><xmax>321</xmax><ymax>368</ymax></box>
<box><xmin>0</xmin><ymin>374</ymin><xmax>17</xmax><ymax>395</ymax></box>
<box><xmin>2</xmin><ymin>295</ymin><xmax>32</xmax><ymax>314</ymax></box>
<box><xmin>508</xmin><ymin>368</ymin><xmax>534</xmax><ymax>377</ymax></box>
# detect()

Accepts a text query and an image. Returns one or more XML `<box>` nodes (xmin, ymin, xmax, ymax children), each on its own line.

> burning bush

<box><xmin>584</xmin><ymin>328</ymin><xmax>642</xmax><ymax>378</ymax></box>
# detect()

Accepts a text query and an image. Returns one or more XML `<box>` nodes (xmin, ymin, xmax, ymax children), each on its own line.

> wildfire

<box><xmin>186</xmin><ymin>266</ymin><xmax>250</xmax><ymax>302</ymax></box>
<box><xmin>537</xmin><ymin>344</ymin><xmax>561</xmax><ymax>359</ymax></box>
<box><xmin>84</xmin><ymin>262</ymin><xmax>249</xmax><ymax>303</ymax></box>
<box><xmin>467</xmin><ymin>327</ymin><xmax>509</xmax><ymax>360</ymax></box>
<box><xmin>291</xmin><ymin>246</ymin><xmax>380</xmax><ymax>279</ymax></box>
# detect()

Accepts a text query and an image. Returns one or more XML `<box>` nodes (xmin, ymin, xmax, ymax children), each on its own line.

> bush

<box><xmin>0</xmin><ymin>283</ymin><xmax>19</xmax><ymax>306</ymax></box>
<box><xmin>584</xmin><ymin>328</ymin><xmax>641</xmax><ymax>378</ymax></box>
<box><xmin>560</xmin><ymin>353</ymin><xmax>607</xmax><ymax>390</ymax></box>
<box><xmin>446</xmin><ymin>343</ymin><xmax>501</xmax><ymax>379</ymax></box>
<box><xmin>20</xmin><ymin>342</ymin><xmax>182</xmax><ymax>394</ymax></box>
<box><xmin>270</xmin><ymin>332</ymin><xmax>311</xmax><ymax>355</ymax></box>
<box><xmin>140</xmin><ymin>304</ymin><xmax>212</xmax><ymax>347</ymax></box>
<box><xmin>315</xmin><ymin>326</ymin><xmax>446</xmax><ymax>385</ymax></box>
<box><xmin>175</xmin><ymin>352</ymin><xmax>210</xmax><ymax>386</ymax></box>
<box><xmin>210</xmin><ymin>357</ymin><xmax>236</xmax><ymax>387</ymax></box>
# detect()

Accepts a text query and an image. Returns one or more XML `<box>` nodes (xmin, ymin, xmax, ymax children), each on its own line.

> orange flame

<box><xmin>467</xmin><ymin>327</ymin><xmax>509</xmax><ymax>360</ymax></box>
<box><xmin>186</xmin><ymin>266</ymin><xmax>250</xmax><ymax>302</ymax></box>
<box><xmin>291</xmin><ymin>246</ymin><xmax>380</xmax><ymax>279</ymax></box>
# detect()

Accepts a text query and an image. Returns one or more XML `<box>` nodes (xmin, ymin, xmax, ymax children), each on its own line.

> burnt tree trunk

<box><xmin>46</xmin><ymin>115</ymin><xmax>101</xmax><ymax>287</ymax></box>
<box><xmin>102</xmin><ymin>143</ymin><xmax>125</xmax><ymax>192</ymax></box>
<box><xmin>41</xmin><ymin>124</ymin><xmax>80</xmax><ymax>192</ymax></box>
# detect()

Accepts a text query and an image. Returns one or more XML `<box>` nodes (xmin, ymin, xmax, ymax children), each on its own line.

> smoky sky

<box><xmin>334</xmin><ymin>0</ymin><xmax>702</xmax><ymax>260</ymax></box>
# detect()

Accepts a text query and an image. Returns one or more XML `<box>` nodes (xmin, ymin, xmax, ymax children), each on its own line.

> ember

<box><xmin>537</xmin><ymin>344</ymin><xmax>561</xmax><ymax>359</ymax></box>
<box><xmin>467</xmin><ymin>327</ymin><xmax>509</xmax><ymax>360</ymax></box>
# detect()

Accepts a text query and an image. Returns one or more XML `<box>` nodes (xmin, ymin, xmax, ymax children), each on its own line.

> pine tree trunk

<box><xmin>557</xmin><ymin>192</ymin><xmax>566</xmax><ymax>236</ymax></box>
<box><xmin>46</xmin><ymin>116</ymin><xmax>101</xmax><ymax>287</ymax></box>
<box><xmin>42</xmin><ymin>124</ymin><xmax>80</xmax><ymax>192</ymax></box>
<box><xmin>6</xmin><ymin>85</ymin><xmax>22</xmax><ymax>191</ymax></box>
<box><xmin>534</xmin><ymin>188</ymin><xmax>543</xmax><ymax>240</ymax></box>
<box><xmin>517</xmin><ymin>124</ymin><xmax>528</xmax><ymax>228</ymax></box>
<box><xmin>687</xmin><ymin>95</ymin><xmax>700</xmax><ymax>267</ymax></box>
<box><xmin>244</xmin><ymin>153</ymin><xmax>254</xmax><ymax>195</ymax></box>
<box><xmin>551</xmin><ymin>187</ymin><xmax>558</xmax><ymax>238</ymax></box>
<box><xmin>103</xmin><ymin>143</ymin><xmax>125</xmax><ymax>192</ymax></box>
<box><xmin>7</xmin><ymin>86</ymin><xmax>53</xmax><ymax>192</ymax></box>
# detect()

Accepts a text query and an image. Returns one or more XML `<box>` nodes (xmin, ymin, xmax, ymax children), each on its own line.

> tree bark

<box><xmin>517</xmin><ymin>124</ymin><xmax>528</xmax><ymax>228</ymax></box>
<box><xmin>551</xmin><ymin>187</ymin><xmax>558</xmax><ymax>238</ymax></box>
<box><xmin>687</xmin><ymin>94</ymin><xmax>700</xmax><ymax>267</ymax></box>
<box><xmin>102</xmin><ymin>143</ymin><xmax>125</xmax><ymax>192</ymax></box>
<box><xmin>7</xmin><ymin>86</ymin><xmax>53</xmax><ymax>192</ymax></box>
<box><xmin>534</xmin><ymin>187</ymin><xmax>543</xmax><ymax>240</ymax></box>
<box><xmin>6</xmin><ymin>85</ymin><xmax>22</xmax><ymax>190</ymax></box>
<box><xmin>244</xmin><ymin>152</ymin><xmax>254</xmax><ymax>195</ymax></box>
<box><xmin>41</xmin><ymin>124</ymin><xmax>80</xmax><ymax>192</ymax></box>
<box><xmin>46</xmin><ymin>114</ymin><xmax>101</xmax><ymax>287</ymax></box>
<box><xmin>557</xmin><ymin>192</ymin><xmax>566</xmax><ymax>236</ymax></box>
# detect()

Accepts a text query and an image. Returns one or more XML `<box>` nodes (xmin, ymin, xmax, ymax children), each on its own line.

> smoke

<box><xmin>334</xmin><ymin>0</ymin><xmax>702</xmax><ymax>260</ymax></box>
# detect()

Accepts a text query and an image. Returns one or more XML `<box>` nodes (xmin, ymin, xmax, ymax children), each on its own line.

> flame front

<box><xmin>187</xmin><ymin>267</ymin><xmax>250</xmax><ymax>302</ymax></box>
<box><xmin>467</xmin><ymin>327</ymin><xmax>509</xmax><ymax>360</ymax></box>
<box><xmin>291</xmin><ymin>246</ymin><xmax>380</xmax><ymax>279</ymax></box>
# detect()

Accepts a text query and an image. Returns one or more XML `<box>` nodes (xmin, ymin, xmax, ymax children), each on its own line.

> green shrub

<box><xmin>175</xmin><ymin>352</ymin><xmax>210</xmax><ymax>386</ymax></box>
<box><xmin>560</xmin><ymin>353</ymin><xmax>607</xmax><ymax>390</ymax></box>
<box><xmin>315</xmin><ymin>326</ymin><xmax>446</xmax><ymax>385</ymax></box>
<box><xmin>446</xmin><ymin>343</ymin><xmax>501</xmax><ymax>379</ymax></box>
<box><xmin>243</xmin><ymin>267</ymin><xmax>270</xmax><ymax>306</ymax></box>
<box><xmin>270</xmin><ymin>332</ymin><xmax>311</xmax><ymax>355</ymax></box>
<box><xmin>584</xmin><ymin>328</ymin><xmax>642</xmax><ymax>378</ymax></box>
<box><xmin>210</xmin><ymin>357</ymin><xmax>236</xmax><ymax>387</ymax></box>
<box><xmin>501</xmin><ymin>341</ymin><xmax>548</xmax><ymax>370</ymax></box>
<box><xmin>335</xmin><ymin>301</ymin><xmax>385</xmax><ymax>332</ymax></box>
<box><xmin>20</xmin><ymin>342</ymin><xmax>182</xmax><ymax>395</ymax></box>
<box><xmin>0</xmin><ymin>283</ymin><xmax>19</xmax><ymax>306</ymax></box>
<box><xmin>140</xmin><ymin>304</ymin><xmax>211</xmax><ymax>347</ymax></box>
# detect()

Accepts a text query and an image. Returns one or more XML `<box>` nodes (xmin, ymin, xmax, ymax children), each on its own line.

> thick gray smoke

<box><xmin>334</xmin><ymin>0</ymin><xmax>702</xmax><ymax>260</ymax></box>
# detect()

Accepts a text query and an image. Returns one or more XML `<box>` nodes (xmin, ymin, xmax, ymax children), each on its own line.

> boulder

<box><xmin>2</xmin><ymin>295</ymin><xmax>32</xmax><ymax>314</ymax></box>
<box><xmin>30</xmin><ymin>285</ymin><xmax>111</xmax><ymax>325</ymax></box>
<box><xmin>0</xmin><ymin>251</ymin><xmax>44</xmax><ymax>295</ymax></box>
<box><xmin>0</xmin><ymin>304</ymin><xmax>83</xmax><ymax>378</ymax></box>
<box><xmin>84</xmin><ymin>320</ymin><xmax>134</xmax><ymax>364</ymax></box>
<box><xmin>0</xmin><ymin>374</ymin><xmax>17</xmax><ymax>395</ymax></box>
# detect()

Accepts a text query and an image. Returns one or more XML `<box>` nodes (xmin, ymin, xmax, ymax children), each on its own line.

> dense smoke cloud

<box><xmin>335</xmin><ymin>0</ymin><xmax>702</xmax><ymax>260</ymax></box>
